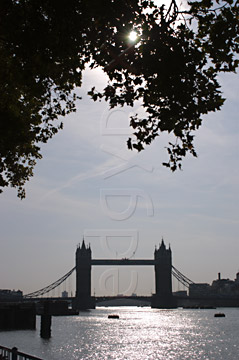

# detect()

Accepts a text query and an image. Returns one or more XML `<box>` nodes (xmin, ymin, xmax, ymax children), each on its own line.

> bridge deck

<box><xmin>91</xmin><ymin>259</ymin><xmax>156</xmax><ymax>265</ymax></box>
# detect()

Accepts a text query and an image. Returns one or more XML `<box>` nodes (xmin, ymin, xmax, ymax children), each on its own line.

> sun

<box><xmin>129</xmin><ymin>31</ymin><xmax>137</xmax><ymax>42</ymax></box>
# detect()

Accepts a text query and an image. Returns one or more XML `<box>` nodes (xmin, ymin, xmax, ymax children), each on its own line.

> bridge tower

<box><xmin>152</xmin><ymin>239</ymin><xmax>176</xmax><ymax>308</ymax></box>
<box><xmin>74</xmin><ymin>240</ymin><xmax>95</xmax><ymax>310</ymax></box>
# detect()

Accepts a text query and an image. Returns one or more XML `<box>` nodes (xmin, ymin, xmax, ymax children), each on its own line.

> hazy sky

<box><xmin>0</xmin><ymin>65</ymin><xmax>238</xmax><ymax>297</ymax></box>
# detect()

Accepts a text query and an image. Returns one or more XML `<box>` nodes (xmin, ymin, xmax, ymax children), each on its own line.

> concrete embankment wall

<box><xmin>176</xmin><ymin>297</ymin><xmax>239</xmax><ymax>308</ymax></box>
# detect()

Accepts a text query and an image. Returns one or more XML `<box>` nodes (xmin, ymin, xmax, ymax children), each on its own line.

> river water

<box><xmin>1</xmin><ymin>307</ymin><xmax>239</xmax><ymax>360</ymax></box>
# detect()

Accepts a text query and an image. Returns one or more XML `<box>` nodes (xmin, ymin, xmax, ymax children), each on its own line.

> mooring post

<box><xmin>11</xmin><ymin>347</ymin><xmax>18</xmax><ymax>360</ymax></box>
<box><xmin>40</xmin><ymin>301</ymin><xmax>52</xmax><ymax>339</ymax></box>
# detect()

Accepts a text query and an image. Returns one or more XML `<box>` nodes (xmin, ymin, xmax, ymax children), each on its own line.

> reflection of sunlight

<box><xmin>120</xmin><ymin>307</ymin><xmax>193</xmax><ymax>354</ymax></box>
<box><xmin>29</xmin><ymin>307</ymin><xmax>238</xmax><ymax>359</ymax></box>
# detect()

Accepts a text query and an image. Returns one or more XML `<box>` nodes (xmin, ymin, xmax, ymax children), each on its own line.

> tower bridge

<box><xmin>25</xmin><ymin>240</ymin><xmax>194</xmax><ymax>310</ymax></box>
<box><xmin>74</xmin><ymin>239</ymin><xmax>182</xmax><ymax>309</ymax></box>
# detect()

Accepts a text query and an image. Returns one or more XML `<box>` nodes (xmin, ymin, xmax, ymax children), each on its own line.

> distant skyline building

<box><xmin>62</xmin><ymin>290</ymin><xmax>68</xmax><ymax>298</ymax></box>
<box><xmin>0</xmin><ymin>289</ymin><xmax>23</xmax><ymax>302</ymax></box>
<box><xmin>189</xmin><ymin>272</ymin><xmax>239</xmax><ymax>298</ymax></box>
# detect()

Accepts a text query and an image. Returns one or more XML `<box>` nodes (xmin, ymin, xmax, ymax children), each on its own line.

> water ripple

<box><xmin>1</xmin><ymin>307</ymin><xmax>239</xmax><ymax>359</ymax></box>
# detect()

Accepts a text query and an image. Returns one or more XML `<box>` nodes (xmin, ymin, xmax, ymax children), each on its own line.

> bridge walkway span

<box><xmin>91</xmin><ymin>259</ymin><xmax>156</xmax><ymax>266</ymax></box>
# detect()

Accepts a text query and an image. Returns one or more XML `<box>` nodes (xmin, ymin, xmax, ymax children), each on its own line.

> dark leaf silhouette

<box><xmin>0</xmin><ymin>0</ymin><xmax>238</xmax><ymax>197</ymax></box>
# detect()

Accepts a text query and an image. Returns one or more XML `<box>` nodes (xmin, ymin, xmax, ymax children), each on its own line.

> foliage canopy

<box><xmin>0</xmin><ymin>0</ymin><xmax>238</xmax><ymax>197</ymax></box>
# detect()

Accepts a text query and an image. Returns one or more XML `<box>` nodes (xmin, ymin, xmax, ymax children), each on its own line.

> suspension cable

<box><xmin>24</xmin><ymin>267</ymin><xmax>76</xmax><ymax>298</ymax></box>
<box><xmin>24</xmin><ymin>264</ymin><xmax>193</xmax><ymax>297</ymax></box>
<box><xmin>172</xmin><ymin>265</ymin><xmax>194</xmax><ymax>288</ymax></box>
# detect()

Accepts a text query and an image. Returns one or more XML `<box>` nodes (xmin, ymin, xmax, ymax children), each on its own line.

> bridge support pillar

<box><xmin>74</xmin><ymin>241</ymin><xmax>95</xmax><ymax>310</ymax></box>
<box><xmin>73</xmin><ymin>296</ymin><xmax>95</xmax><ymax>310</ymax></box>
<box><xmin>152</xmin><ymin>240</ymin><xmax>176</xmax><ymax>309</ymax></box>
<box><xmin>151</xmin><ymin>294</ymin><xmax>177</xmax><ymax>308</ymax></box>
<box><xmin>40</xmin><ymin>301</ymin><xmax>52</xmax><ymax>339</ymax></box>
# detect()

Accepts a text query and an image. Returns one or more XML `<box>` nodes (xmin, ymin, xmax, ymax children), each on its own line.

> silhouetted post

<box><xmin>40</xmin><ymin>301</ymin><xmax>52</xmax><ymax>339</ymax></box>
<box><xmin>12</xmin><ymin>347</ymin><xmax>18</xmax><ymax>360</ymax></box>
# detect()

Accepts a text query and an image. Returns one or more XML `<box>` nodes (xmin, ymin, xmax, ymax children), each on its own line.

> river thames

<box><xmin>1</xmin><ymin>307</ymin><xmax>239</xmax><ymax>359</ymax></box>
